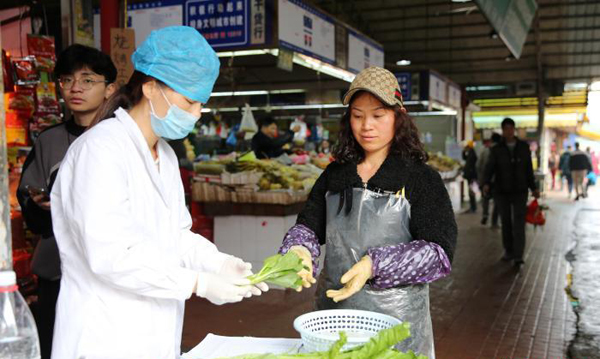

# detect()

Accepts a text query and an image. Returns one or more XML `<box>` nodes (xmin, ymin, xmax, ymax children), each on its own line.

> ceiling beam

<box><xmin>371</xmin><ymin>12</ymin><xmax>600</xmax><ymax>35</ymax></box>
<box><xmin>386</xmin><ymin>38</ymin><xmax>600</xmax><ymax>55</ymax></box>
<box><xmin>401</xmin><ymin>51</ymin><xmax>600</xmax><ymax>66</ymax></box>
<box><xmin>380</xmin><ymin>26</ymin><xmax>600</xmax><ymax>44</ymax></box>
<box><xmin>337</xmin><ymin>0</ymin><xmax>598</xmax><ymax>14</ymax></box>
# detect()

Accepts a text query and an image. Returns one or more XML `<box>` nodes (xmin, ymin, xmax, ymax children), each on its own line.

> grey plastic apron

<box><xmin>315</xmin><ymin>187</ymin><xmax>435</xmax><ymax>358</ymax></box>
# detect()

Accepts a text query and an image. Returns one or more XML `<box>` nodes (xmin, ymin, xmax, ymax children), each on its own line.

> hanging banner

<box><xmin>347</xmin><ymin>31</ymin><xmax>384</xmax><ymax>73</ymax></box>
<box><xmin>278</xmin><ymin>0</ymin><xmax>335</xmax><ymax>64</ymax></box>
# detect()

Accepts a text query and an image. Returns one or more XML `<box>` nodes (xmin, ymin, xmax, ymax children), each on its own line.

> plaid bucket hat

<box><xmin>342</xmin><ymin>66</ymin><xmax>404</xmax><ymax>108</ymax></box>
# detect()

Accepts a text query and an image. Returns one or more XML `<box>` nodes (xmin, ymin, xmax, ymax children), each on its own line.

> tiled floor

<box><xmin>182</xmin><ymin>189</ymin><xmax>587</xmax><ymax>359</ymax></box>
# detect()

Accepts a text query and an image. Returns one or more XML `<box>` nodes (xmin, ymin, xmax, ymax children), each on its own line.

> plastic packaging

<box><xmin>0</xmin><ymin>270</ymin><xmax>41</xmax><ymax>359</ymax></box>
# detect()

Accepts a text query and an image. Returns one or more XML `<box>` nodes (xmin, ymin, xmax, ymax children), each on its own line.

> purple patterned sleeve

<box><xmin>279</xmin><ymin>224</ymin><xmax>321</xmax><ymax>276</ymax></box>
<box><xmin>367</xmin><ymin>240</ymin><xmax>451</xmax><ymax>289</ymax></box>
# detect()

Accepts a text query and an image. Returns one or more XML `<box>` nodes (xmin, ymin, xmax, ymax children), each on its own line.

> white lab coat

<box><xmin>50</xmin><ymin>108</ymin><xmax>229</xmax><ymax>359</ymax></box>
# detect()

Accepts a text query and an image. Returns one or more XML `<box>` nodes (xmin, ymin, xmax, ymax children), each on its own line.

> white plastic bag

<box><xmin>240</xmin><ymin>104</ymin><xmax>258</xmax><ymax>133</ymax></box>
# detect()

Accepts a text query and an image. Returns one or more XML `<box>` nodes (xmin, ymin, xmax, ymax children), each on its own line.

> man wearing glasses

<box><xmin>17</xmin><ymin>44</ymin><xmax>116</xmax><ymax>359</ymax></box>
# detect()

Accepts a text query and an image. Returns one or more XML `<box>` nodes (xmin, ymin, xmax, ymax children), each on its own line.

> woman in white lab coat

<box><xmin>50</xmin><ymin>26</ymin><xmax>267</xmax><ymax>359</ymax></box>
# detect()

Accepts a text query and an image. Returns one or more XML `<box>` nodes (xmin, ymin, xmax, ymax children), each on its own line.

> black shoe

<box><xmin>575</xmin><ymin>195</ymin><xmax>580</xmax><ymax>201</ymax></box>
<box><xmin>501</xmin><ymin>253</ymin><xmax>514</xmax><ymax>262</ymax></box>
<box><xmin>513</xmin><ymin>259</ymin><xmax>525</xmax><ymax>267</ymax></box>
<box><xmin>481</xmin><ymin>216</ymin><xmax>488</xmax><ymax>225</ymax></box>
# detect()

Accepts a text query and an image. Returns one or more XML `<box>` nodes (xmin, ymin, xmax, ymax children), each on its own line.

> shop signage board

<box><xmin>94</xmin><ymin>0</ymin><xmax>270</xmax><ymax>50</ymax></box>
<box><xmin>447</xmin><ymin>84</ymin><xmax>461</xmax><ymax>109</ymax></box>
<box><xmin>474</xmin><ymin>0</ymin><xmax>537</xmax><ymax>59</ymax></box>
<box><xmin>347</xmin><ymin>31</ymin><xmax>384</xmax><ymax>73</ymax></box>
<box><xmin>429</xmin><ymin>73</ymin><xmax>447</xmax><ymax>105</ymax></box>
<box><xmin>395</xmin><ymin>73</ymin><xmax>411</xmax><ymax>102</ymax></box>
<box><xmin>277</xmin><ymin>0</ymin><xmax>336</xmax><ymax>64</ymax></box>
<box><xmin>186</xmin><ymin>0</ymin><xmax>252</xmax><ymax>48</ymax></box>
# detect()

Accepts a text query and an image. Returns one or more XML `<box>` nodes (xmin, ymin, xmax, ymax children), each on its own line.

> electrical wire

<box><xmin>42</xmin><ymin>2</ymin><xmax>49</xmax><ymax>36</ymax></box>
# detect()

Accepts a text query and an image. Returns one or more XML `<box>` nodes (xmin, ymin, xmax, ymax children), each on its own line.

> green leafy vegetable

<box><xmin>247</xmin><ymin>252</ymin><xmax>306</xmax><ymax>290</ymax></box>
<box><xmin>213</xmin><ymin>323</ymin><xmax>428</xmax><ymax>359</ymax></box>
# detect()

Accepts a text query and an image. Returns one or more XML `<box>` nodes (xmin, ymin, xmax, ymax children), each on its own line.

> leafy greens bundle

<box><xmin>213</xmin><ymin>323</ymin><xmax>428</xmax><ymax>359</ymax></box>
<box><xmin>247</xmin><ymin>252</ymin><xmax>307</xmax><ymax>290</ymax></box>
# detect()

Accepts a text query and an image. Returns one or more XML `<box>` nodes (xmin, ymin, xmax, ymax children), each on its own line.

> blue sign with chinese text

<box><xmin>396</xmin><ymin>73</ymin><xmax>411</xmax><ymax>101</ymax></box>
<box><xmin>186</xmin><ymin>0</ymin><xmax>250</xmax><ymax>48</ymax></box>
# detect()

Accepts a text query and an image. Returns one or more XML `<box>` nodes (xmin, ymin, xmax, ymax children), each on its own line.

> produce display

<box><xmin>247</xmin><ymin>252</ymin><xmax>306</xmax><ymax>290</ymax></box>
<box><xmin>192</xmin><ymin>151</ymin><xmax>324</xmax><ymax>204</ymax></box>
<box><xmin>426</xmin><ymin>152</ymin><xmax>461</xmax><ymax>173</ymax></box>
<box><xmin>213</xmin><ymin>323</ymin><xmax>428</xmax><ymax>359</ymax></box>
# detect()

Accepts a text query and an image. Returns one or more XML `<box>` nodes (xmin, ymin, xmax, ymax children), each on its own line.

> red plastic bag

<box><xmin>526</xmin><ymin>199</ymin><xmax>546</xmax><ymax>226</ymax></box>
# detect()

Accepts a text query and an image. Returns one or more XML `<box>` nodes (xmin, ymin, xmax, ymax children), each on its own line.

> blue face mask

<box><xmin>149</xmin><ymin>87</ymin><xmax>199</xmax><ymax>140</ymax></box>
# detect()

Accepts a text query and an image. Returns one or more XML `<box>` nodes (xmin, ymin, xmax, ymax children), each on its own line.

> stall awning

<box><xmin>473</xmin><ymin>108</ymin><xmax>585</xmax><ymax>130</ymax></box>
<box><xmin>577</xmin><ymin>124</ymin><xmax>600</xmax><ymax>141</ymax></box>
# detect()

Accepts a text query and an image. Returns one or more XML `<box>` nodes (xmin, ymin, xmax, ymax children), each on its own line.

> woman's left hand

<box><xmin>326</xmin><ymin>256</ymin><xmax>373</xmax><ymax>303</ymax></box>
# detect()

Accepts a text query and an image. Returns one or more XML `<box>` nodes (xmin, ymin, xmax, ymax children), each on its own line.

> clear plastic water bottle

<box><xmin>0</xmin><ymin>270</ymin><xmax>41</xmax><ymax>359</ymax></box>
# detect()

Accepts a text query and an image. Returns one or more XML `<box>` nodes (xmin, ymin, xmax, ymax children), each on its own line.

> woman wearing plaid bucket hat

<box><xmin>49</xmin><ymin>27</ymin><xmax>267</xmax><ymax>359</ymax></box>
<box><xmin>278</xmin><ymin>66</ymin><xmax>457</xmax><ymax>357</ymax></box>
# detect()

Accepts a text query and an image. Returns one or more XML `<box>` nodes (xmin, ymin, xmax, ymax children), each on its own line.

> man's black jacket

<box><xmin>484</xmin><ymin>138</ymin><xmax>537</xmax><ymax>195</ymax></box>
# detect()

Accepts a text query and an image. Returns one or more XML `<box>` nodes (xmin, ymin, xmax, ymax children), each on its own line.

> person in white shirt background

<box><xmin>50</xmin><ymin>26</ymin><xmax>268</xmax><ymax>359</ymax></box>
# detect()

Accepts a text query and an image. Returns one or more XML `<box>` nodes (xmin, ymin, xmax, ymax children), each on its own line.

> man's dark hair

<box><xmin>501</xmin><ymin>117</ymin><xmax>516</xmax><ymax>128</ymax></box>
<box><xmin>491</xmin><ymin>133</ymin><xmax>502</xmax><ymax>143</ymax></box>
<box><xmin>575</xmin><ymin>142</ymin><xmax>580</xmax><ymax>150</ymax></box>
<box><xmin>259</xmin><ymin>117</ymin><xmax>276</xmax><ymax>128</ymax></box>
<box><xmin>54</xmin><ymin>44</ymin><xmax>117</xmax><ymax>83</ymax></box>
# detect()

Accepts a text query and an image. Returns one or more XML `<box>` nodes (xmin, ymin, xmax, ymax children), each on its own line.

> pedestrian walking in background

<box><xmin>462</xmin><ymin>140</ymin><xmax>478</xmax><ymax>213</ymax></box>
<box><xmin>548</xmin><ymin>149</ymin><xmax>559</xmax><ymax>190</ymax></box>
<box><xmin>569</xmin><ymin>142</ymin><xmax>592</xmax><ymax>200</ymax></box>
<box><xmin>559</xmin><ymin>146</ymin><xmax>573</xmax><ymax>197</ymax></box>
<box><xmin>477</xmin><ymin>133</ymin><xmax>501</xmax><ymax>227</ymax></box>
<box><xmin>484</xmin><ymin>118</ymin><xmax>539</xmax><ymax>267</ymax></box>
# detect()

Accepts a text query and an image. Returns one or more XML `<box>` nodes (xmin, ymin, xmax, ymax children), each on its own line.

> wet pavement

<box><xmin>567</xmin><ymin>198</ymin><xmax>600</xmax><ymax>359</ymax></box>
<box><xmin>182</xmin><ymin>187</ymin><xmax>600</xmax><ymax>359</ymax></box>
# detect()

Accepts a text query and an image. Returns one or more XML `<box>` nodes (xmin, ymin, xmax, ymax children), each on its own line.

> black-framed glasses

<box><xmin>58</xmin><ymin>77</ymin><xmax>109</xmax><ymax>90</ymax></box>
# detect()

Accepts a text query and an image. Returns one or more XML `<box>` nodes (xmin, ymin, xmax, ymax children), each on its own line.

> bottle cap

<box><xmin>0</xmin><ymin>271</ymin><xmax>17</xmax><ymax>286</ymax></box>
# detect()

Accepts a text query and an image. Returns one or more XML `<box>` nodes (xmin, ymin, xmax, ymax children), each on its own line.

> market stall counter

<box><xmin>191</xmin><ymin>151</ymin><xmax>329</xmax><ymax>270</ymax></box>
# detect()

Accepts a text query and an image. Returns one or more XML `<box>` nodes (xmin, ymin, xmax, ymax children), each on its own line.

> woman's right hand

<box><xmin>289</xmin><ymin>245</ymin><xmax>316</xmax><ymax>292</ymax></box>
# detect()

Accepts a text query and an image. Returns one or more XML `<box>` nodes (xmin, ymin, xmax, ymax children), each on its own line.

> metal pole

<box><xmin>0</xmin><ymin>29</ymin><xmax>12</xmax><ymax>270</ymax></box>
<box><xmin>535</xmin><ymin>12</ymin><xmax>546</xmax><ymax>169</ymax></box>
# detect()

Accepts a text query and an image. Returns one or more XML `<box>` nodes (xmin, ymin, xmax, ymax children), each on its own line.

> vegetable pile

<box><xmin>214</xmin><ymin>323</ymin><xmax>428</xmax><ymax>359</ymax></box>
<box><xmin>247</xmin><ymin>252</ymin><xmax>307</xmax><ymax>290</ymax></box>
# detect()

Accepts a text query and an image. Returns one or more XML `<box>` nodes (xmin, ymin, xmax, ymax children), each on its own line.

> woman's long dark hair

<box><xmin>333</xmin><ymin>92</ymin><xmax>428</xmax><ymax>164</ymax></box>
<box><xmin>90</xmin><ymin>70</ymin><xmax>159</xmax><ymax>128</ymax></box>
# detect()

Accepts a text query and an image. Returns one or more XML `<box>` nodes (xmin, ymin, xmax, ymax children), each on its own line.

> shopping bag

<box><xmin>526</xmin><ymin>199</ymin><xmax>546</xmax><ymax>226</ymax></box>
<box><xmin>587</xmin><ymin>171</ymin><xmax>597</xmax><ymax>186</ymax></box>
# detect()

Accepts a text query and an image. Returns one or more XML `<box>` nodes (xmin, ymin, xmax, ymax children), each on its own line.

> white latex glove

<box><xmin>195</xmin><ymin>272</ymin><xmax>253</xmax><ymax>305</ymax></box>
<box><xmin>219</xmin><ymin>257</ymin><xmax>269</xmax><ymax>296</ymax></box>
